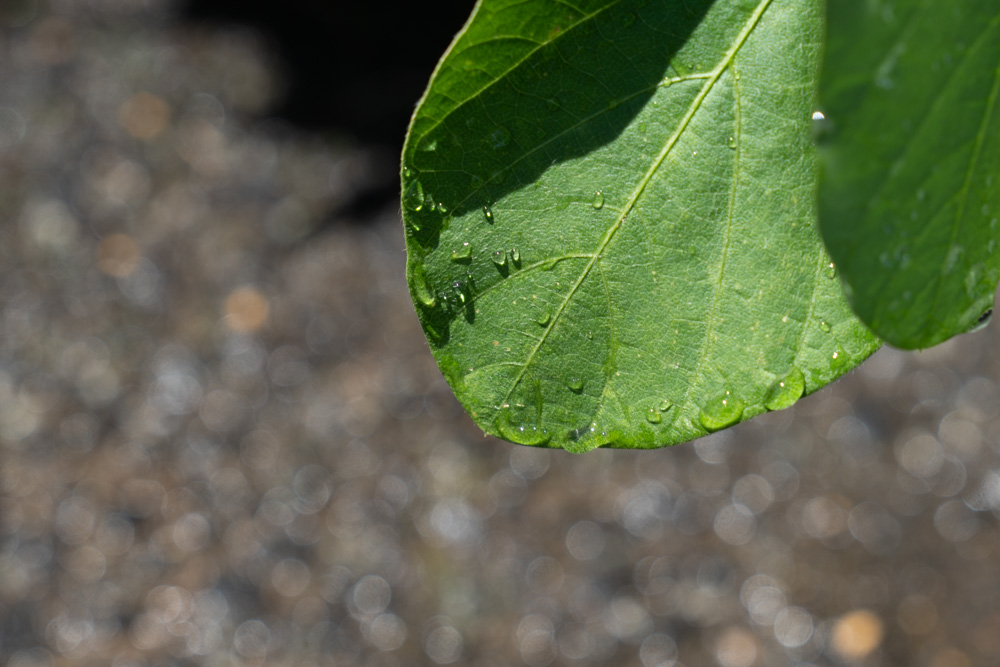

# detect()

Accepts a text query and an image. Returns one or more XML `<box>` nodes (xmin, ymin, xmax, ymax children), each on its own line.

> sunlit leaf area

<box><xmin>2</xmin><ymin>1</ymin><xmax>1000</xmax><ymax>666</ymax></box>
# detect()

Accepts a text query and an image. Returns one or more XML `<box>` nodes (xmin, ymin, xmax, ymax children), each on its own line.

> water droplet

<box><xmin>592</xmin><ymin>191</ymin><xmax>605</xmax><ymax>209</ymax></box>
<box><xmin>645</xmin><ymin>407</ymin><xmax>662</xmax><ymax>424</ymax></box>
<box><xmin>586</xmin><ymin>331</ymin><xmax>593</xmax><ymax>340</ymax></box>
<box><xmin>698</xmin><ymin>390</ymin><xmax>745</xmax><ymax>432</ymax></box>
<box><xmin>608</xmin><ymin>99</ymin><xmax>620</xmax><ymax>110</ymax></box>
<box><xmin>451</xmin><ymin>243</ymin><xmax>472</xmax><ymax>263</ymax></box>
<box><xmin>830</xmin><ymin>344</ymin><xmax>849</xmax><ymax>372</ymax></box>
<box><xmin>419</xmin><ymin>138</ymin><xmax>438</xmax><ymax>152</ymax></box>
<box><xmin>659</xmin><ymin>399</ymin><xmax>673</xmax><ymax>412</ymax></box>
<box><xmin>411</xmin><ymin>267</ymin><xmax>436</xmax><ymax>307</ymax></box>
<box><xmin>496</xmin><ymin>410</ymin><xmax>550</xmax><ymax>446</ymax></box>
<box><xmin>764</xmin><ymin>367</ymin><xmax>805</xmax><ymax>411</ymax></box>
<box><xmin>825</xmin><ymin>262</ymin><xmax>837</xmax><ymax>279</ymax></box>
<box><xmin>567</xmin><ymin>378</ymin><xmax>584</xmax><ymax>393</ymax></box>
<box><xmin>536</xmin><ymin>309</ymin><xmax>551</xmax><ymax>326</ymax></box>
<box><xmin>727</xmin><ymin>136</ymin><xmax>737</xmax><ymax>149</ymax></box>
<box><xmin>492</xmin><ymin>250</ymin><xmax>507</xmax><ymax>267</ymax></box>
<box><xmin>811</xmin><ymin>110</ymin><xmax>825</xmax><ymax>120</ymax></box>
<box><xmin>452</xmin><ymin>281</ymin><xmax>467</xmax><ymax>304</ymax></box>
<box><xmin>483</xmin><ymin>205</ymin><xmax>494</xmax><ymax>223</ymax></box>
<box><xmin>969</xmin><ymin>309</ymin><xmax>993</xmax><ymax>333</ymax></box>
<box><xmin>819</xmin><ymin>320</ymin><xmax>831</xmax><ymax>333</ymax></box>
<box><xmin>402</xmin><ymin>167</ymin><xmax>413</xmax><ymax>178</ymax></box>
<box><xmin>509</xmin><ymin>248</ymin><xmax>521</xmax><ymax>266</ymax></box>
<box><xmin>403</xmin><ymin>180</ymin><xmax>425</xmax><ymax>212</ymax></box>
<box><xmin>541</xmin><ymin>258</ymin><xmax>557</xmax><ymax>271</ymax></box>
<box><xmin>437</xmin><ymin>203</ymin><xmax>448</xmax><ymax>215</ymax></box>
<box><xmin>490</xmin><ymin>127</ymin><xmax>511</xmax><ymax>150</ymax></box>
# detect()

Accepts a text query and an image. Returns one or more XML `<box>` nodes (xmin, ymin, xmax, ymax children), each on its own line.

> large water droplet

<box><xmin>698</xmin><ymin>390</ymin><xmax>745</xmax><ymax>432</ymax></box>
<box><xmin>969</xmin><ymin>309</ymin><xmax>993</xmax><ymax>333</ymax></box>
<box><xmin>764</xmin><ymin>367</ymin><xmax>805</xmax><ymax>411</ymax></box>
<box><xmin>403</xmin><ymin>180</ymin><xmax>425</xmax><ymax>212</ymax></box>
<box><xmin>727</xmin><ymin>136</ymin><xmax>737</xmax><ymax>149</ymax></box>
<box><xmin>592</xmin><ymin>191</ymin><xmax>605</xmax><ymax>210</ymax></box>
<box><xmin>451</xmin><ymin>243</ymin><xmax>472</xmax><ymax>263</ymax></box>
<box><xmin>536</xmin><ymin>309</ymin><xmax>551</xmax><ymax>326</ymax></box>
<box><xmin>483</xmin><ymin>205</ymin><xmax>494</xmax><ymax>223</ymax></box>
<box><xmin>492</xmin><ymin>250</ymin><xmax>507</xmax><ymax>267</ymax></box>
<box><xmin>659</xmin><ymin>398</ymin><xmax>673</xmax><ymax>412</ymax></box>
<box><xmin>496</xmin><ymin>410</ymin><xmax>550</xmax><ymax>446</ymax></box>
<box><xmin>819</xmin><ymin>320</ymin><xmax>831</xmax><ymax>333</ymax></box>
<box><xmin>645</xmin><ymin>407</ymin><xmax>662</xmax><ymax>424</ymax></box>
<box><xmin>567</xmin><ymin>378</ymin><xmax>584</xmax><ymax>393</ymax></box>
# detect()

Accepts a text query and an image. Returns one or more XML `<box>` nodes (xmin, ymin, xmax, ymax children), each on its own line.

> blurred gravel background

<box><xmin>2</xmin><ymin>2</ymin><xmax>1000</xmax><ymax>666</ymax></box>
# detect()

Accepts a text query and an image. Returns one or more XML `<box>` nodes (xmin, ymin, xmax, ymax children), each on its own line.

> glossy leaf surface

<box><xmin>818</xmin><ymin>1</ymin><xmax>1000</xmax><ymax>348</ymax></box>
<box><xmin>402</xmin><ymin>0</ymin><xmax>880</xmax><ymax>451</ymax></box>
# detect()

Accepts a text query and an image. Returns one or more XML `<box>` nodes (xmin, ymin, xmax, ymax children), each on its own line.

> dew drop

<box><xmin>451</xmin><ymin>243</ymin><xmax>473</xmax><ymax>262</ymax></box>
<box><xmin>811</xmin><ymin>110</ymin><xmax>825</xmax><ymax>120</ymax></box>
<box><xmin>492</xmin><ymin>249</ymin><xmax>507</xmax><ymax>267</ymax></box>
<box><xmin>764</xmin><ymin>367</ymin><xmax>805</xmax><ymax>411</ymax></box>
<box><xmin>825</xmin><ymin>262</ymin><xmax>837</xmax><ymax>279</ymax></box>
<box><xmin>830</xmin><ymin>344</ymin><xmax>849</xmax><ymax>372</ymax></box>
<box><xmin>412</xmin><ymin>268</ymin><xmax>436</xmax><ymax>307</ymax></box>
<box><xmin>509</xmin><ymin>248</ymin><xmax>521</xmax><ymax>265</ymax></box>
<box><xmin>483</xmin><ymin>205</ymin><xmax>494</xmax><ymax>223</ymax></box>
<box><xmin>489</xmin><ymin>127</ymin><xmax>511</xmax><ymax>150</ymax></box>
<box><xmin>698</xmin><ymin>390</ymin><xmax>745</xmax><ymax>432</ymax></box>
<box><xmin>592</xmin><ymin>191</ymin><xmax>605</xmax><ymax>210</ymax></box>
<box><xmin>819</xmin><ymin>320</ymin><xmax>831</xmax><ymax>333</ymax></box>
<box><xmin>645</xmin><ymin>407</ymin><xmax>662</xmax><ymax>424</ymax></box>
<box><xmin>419</xmin><ymin>138</ymin><xmax>438</xmax><ymax>152</ymax></box>
<box><xmin>969</xmin><ymin>309</ymin><xmax>993</xmax><ymax>333</ymax></box>
<box><xmin>727</xmin><ymin>136</ymin><xmax>737</xmax><ymax>149</ymax></box>
<box><xmin>496</xmin><ymin>410</ymin><xmax>550</xmax><ymax>446</ymax></box>
<box><xmin>658</xmin><ymin>398</ymin><xmax>673</xmax><ymax>412</ymax></box>
<box><xmin>403</xmin><ymin>180</ymin><xmax>425</xmax><ymax>212</ymax></box>
<box><xmin>437</xmin><ymin>202</ymin><xmax>448</xmax><ymax>215</ymax></box>
<box><xmin>536</xmin><ymin>309</ymin><xmax>552</xmax><ymax>326</ymax></box>
<box><xmin>402</xmin><ymin>167</ymin><xmax>413</xmax><ymax>178</ymax></box>
<box><xmin>452</xmin><ymin>281</ymin><xmax>467</xmax><ymax>304</ymax></box>
<box><xmin>567</xmin><ymin>378</ymin><xmax>584</xmax><ymax>393</ymax></box>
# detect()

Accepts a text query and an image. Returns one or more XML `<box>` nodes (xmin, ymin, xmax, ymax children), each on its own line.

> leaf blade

<box><xmin>404</xmin><ymin>0</ymin><xmax>880</xmax><ymax>450</ymax></box>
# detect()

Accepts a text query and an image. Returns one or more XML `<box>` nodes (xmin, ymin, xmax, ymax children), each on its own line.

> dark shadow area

<box><xmin>403</xmin><ymin>0</ymin><xmax>714</xmax><ymax>220</ymax></box>
<box><xmin>179</xmin><ymin>0</ymin><xmax>476</xmax><ymax>150</ymax></box>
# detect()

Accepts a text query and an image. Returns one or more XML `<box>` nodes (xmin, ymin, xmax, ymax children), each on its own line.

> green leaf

<box><xmin>818</xmin><ymin>1</ymin><xmax>1000</xmax><ymax>349</ymax></box>
<box><xmin>402</xmin><ymin>0</ymin><xmax>880</xmax><ymax>451</ymax></box>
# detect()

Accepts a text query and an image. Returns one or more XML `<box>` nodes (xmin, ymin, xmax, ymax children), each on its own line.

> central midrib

<box><xmin>494</xmin><ymin>0</ymin><xmax>776</xmax><ymax>425</ymax></box>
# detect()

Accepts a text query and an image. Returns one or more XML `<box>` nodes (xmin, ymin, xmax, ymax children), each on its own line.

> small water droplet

<box><xmin>483</xmin><ymin>205</ymin><xmax>494</xmax><ymax>223</ymax></box>
<box><xmin>645</xmin><ymin>407</ymin><xmax>661</xmax><ymax>424</ymax></box>
<box><xmin>541</xmin><ymin>258</ymin><xmax>557</xmax><ymax>271</ymax></box>
<box><xmin>419</xmin><ymin>138</ymin><xmax>438</xmax><ymax>152</ymax></box>
<box><xmin>437</xmin><ymin>202</ymin><xmax>448</xmax><ymax>215</ymax></box>
<box><xmin>819</xmin><ymin>320</ymin><xmax>831</xmax><ymax>333</ymax></box>
<box><xmin>727</xmin><ymin>136</ymin><xmax>737</xmax><ymax>149</ymax></box>
<box><xmin>492</xmin><ymin>250</ymin><xmax>507</xmax><ymax>267</ymax></box>
<box><xmin>490</xmin><ymin>127</ymin><xmax>511</xmax><ymax>150</ymax></box>
<box><xmin>825</xmin><ymin>262</ymin><xmax>837</xmax><ymax>279</ymax></box>
<box><xmin>403</xmin><ymin>180</ymin><xmax>425</xmax><ymax>212</ymax></box>
<box><xmin>764</xmin><ymin>367</ymin><xmax>805</xmax><ymax>411</ymax></box>
<box><xmin>402</xmin><ymin>167</ymin><xmax>413</xmax><ymax>178</ymax></box>
<box><xmin>451</xmin><ymin>243</ymin><xmax>473</xmax><ymax>263</ymax></box>
<box><xmin>830</xmin><ymin>344</ymin><xmax>849</xmax><ymax>372</ymax></box>
<box><xmin>412</xmin><ymin>267</ymin><xmax>436</xmax><ymax>307</ymax></box>
<box><xmin>659</xmin><ymin>399</ymin><xmax>673</xmax><ymax>412</ymax></box>
<box><xmin>567</xmin><ymin>378</ymin><xmax>584</xmax><ymax>393</ymax></box>
<box><xmin>453</xmin><ymin>281</ymin><xmax>467</xmax><ymax>304</ymax></box>
<box><xmin>592</xmin><ymin>191</ymin><xmax>605</xmax><ymax>209</ymax></box>
<box><xmin>969</xmin><ymin>309</ymin><xmax>993</xmax><ymax>333</ymax></box>
<box><xmin>510</xmin><ymin>248</ymin><xmax>521</xmax><ymax>266</ymax></box>
<box><xmin>811</xmin><ymin>110</ymin><xmax>825</xmax><ymax>120</ymax></box>
<box><xmin>698</xmin><ymin>390</ymin><xmax>745</xmax><ymax>432</ymax></box>
<box><xmin>586</xmin><ymin>331</ymin><xmax>593</xmax><ymax>340</ymax></box>
<box><xmin>536</xmin><ymin>309</ymin><xmax>551</xmax><ymax>326</ymax></box>
<box><xmin>638</xmin><ymin>122</ymin><xmax>647</xmax><ymax>134</ymax></box>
